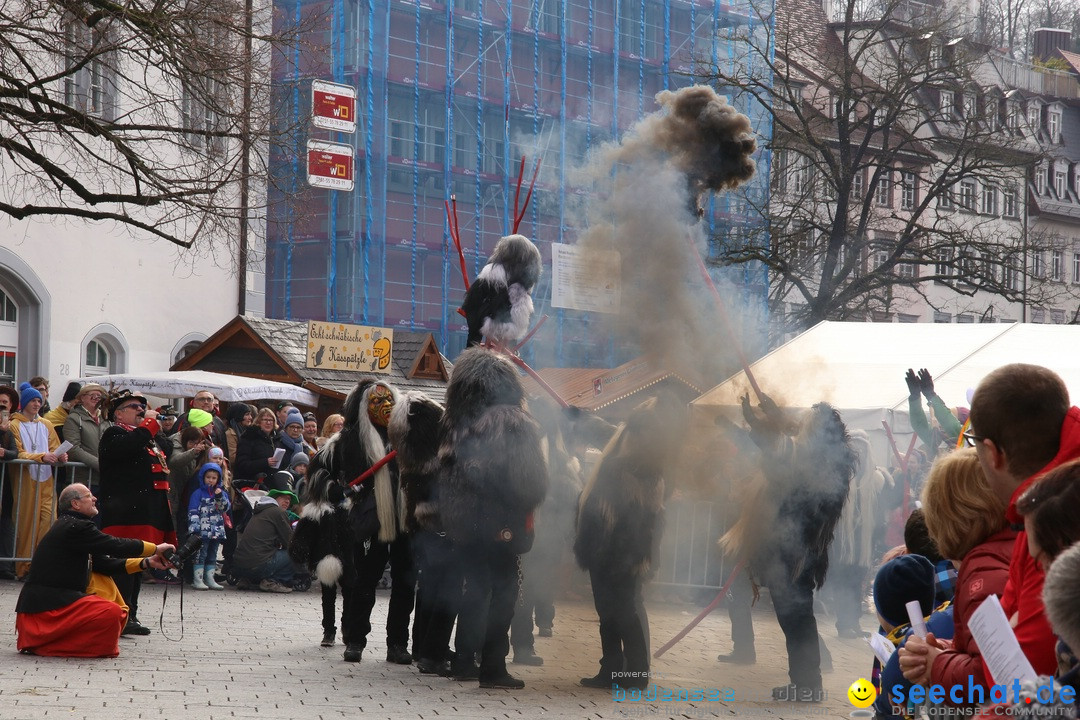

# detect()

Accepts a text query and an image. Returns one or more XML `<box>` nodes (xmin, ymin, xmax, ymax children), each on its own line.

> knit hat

<box><xmin>0</xmin><ymin>385</ymin><xmax>19</xmax><ymax>411</ymax></box>
<box><xmin>873</xmin><ymin>554</ymin><xmax>936</xmax><ymax>628</ymax></box>
<box><xmin>188</xmin><ymin>408</ymin><xmax>214</xmax><ymax>429</ymax></box>
<box><xmin>267</xmin><ymin>488</ymin><xmax>299</xmax><ymax>509</ymax></box>
<box><xmin>19</xmin><ymin>383</ymin><xmax>42</xmax><ymax>412</ymax></box>
<box><xmin>61</xmin><ymin>381</ymin><xmax>82</xmax><ymax>403</ymax></box>
<box><xmin>290</xmin><ymin>452</ymin><xmax>310</xmax><ymax>471</ymax></box>
<box><xmin>208</xmin><ymin>446</ymin><xmax>225</xmax><ymax>462</ymax></box>
<box><xmin>284</xmin><ymin>409</ymin><xmax>304</xmax><ymax>429</ymax></box>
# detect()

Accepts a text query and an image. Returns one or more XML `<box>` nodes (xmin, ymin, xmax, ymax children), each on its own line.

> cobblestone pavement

<box><xmin>0</xmin><ymin>579</ymin><xmax>874</xmax><ymax>720</ymax></box>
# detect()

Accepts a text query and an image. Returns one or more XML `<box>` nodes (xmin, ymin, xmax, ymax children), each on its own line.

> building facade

<box><xmin>266</xmin><ymin>0</ymin><xmax>773</xmax><ymax>365</ymax></box>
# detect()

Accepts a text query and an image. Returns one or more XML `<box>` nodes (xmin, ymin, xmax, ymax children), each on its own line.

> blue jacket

<box><xmin>187</xmin><ymin>462</ymin><xmax>230</xmax><ymax>541</ymax></box>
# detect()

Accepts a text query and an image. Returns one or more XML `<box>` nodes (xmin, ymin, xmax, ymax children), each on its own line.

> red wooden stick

<box><xmin>513</xmin><ymin>158</ymin><xmax>542</xmax><ymax>233</ymax></box>
<box><xmin>503</xmin><ymin>352</ymin><xmax>569</xmax><ymax>408</ymax></box>
<box><xmin>445</xmin><ymin>195</ymin><xmax>470</xmax><ymax>291</ymax></box>
<box><xmin>512</xmin><ymin>314</ymin><xmax>549</xmax><ymax>351</ymax></box>
<box><xmin>654</xmin><ymin>559</ymin><xmax>747</xmax><ymax>658</ymax></box>
<box><xmin>511</xmin><ymin>155</ymin><xmax>525</xmax><ymax>226</ymax></box>
<box><xmin>347</xmin><ymin>450</ymin><xmax>398</xmax><ymax>488</ymax></box>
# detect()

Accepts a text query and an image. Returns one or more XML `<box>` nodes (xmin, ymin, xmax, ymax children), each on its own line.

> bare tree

<box><xmin>703</xmin><ymin>0</ymin><xmax>1067</xmax><ymax>337</ymax></box>
<box><xmin>0</xmin><ymin>0</ymin><xmax>316</xmax><ymax>250</ymax></box>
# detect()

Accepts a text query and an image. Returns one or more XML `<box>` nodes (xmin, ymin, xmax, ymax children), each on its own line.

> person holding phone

<box><xmin>10</xmin><ymin>383</ymin><xmax>68</xmax><ymax>579</ymax></box>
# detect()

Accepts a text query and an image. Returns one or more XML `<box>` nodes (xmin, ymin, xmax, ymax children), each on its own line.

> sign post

<box><xmin>311</xmin><ymin>80</ymin><xmax>357</xmax><ymax>133</ymax></box>
<box><xmin>306</xmin><ymin>140</ymin><xmax>355</xmax><ymax>191</ymax></box>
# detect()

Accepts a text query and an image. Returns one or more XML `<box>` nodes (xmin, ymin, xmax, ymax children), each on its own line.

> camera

<box><xmin>163</xmin><ymin>534</ymin><xmax>203</xmax><ymax>570</ymax></box>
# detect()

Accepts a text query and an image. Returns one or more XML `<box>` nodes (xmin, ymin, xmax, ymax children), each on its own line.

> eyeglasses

<box><xmin>962</xmin><ymin>429</ymin><xmax>988</xmax><ymax>448</ymax></box>
<box><xmin>194</xmin><ymin>396</ymin><xmax>214</xmax><ymax>404</ymax></box>
<box><xmin>119</xmin><ymin>403</ymin><xmax>146</xmax><ymax>412</ymax></box>
<box><xmin>76</xmin><ymin>493</ymin><xmax>94</xmax><ymax>500</ymax></box>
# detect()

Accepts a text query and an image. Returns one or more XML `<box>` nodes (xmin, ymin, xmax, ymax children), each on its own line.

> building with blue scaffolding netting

<box><xmin>266</xmin><ymin>0</ymin><xmax>773</xmax><ymax>366</ymax></box>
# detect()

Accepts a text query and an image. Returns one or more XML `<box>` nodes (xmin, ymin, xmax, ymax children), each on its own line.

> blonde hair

<box><xmin>320</xmin><ymin>414</ymin><xmax>344</xmax><ymax>438</ymax></box>
<box><xmin>921</xmin><ymin>448</ymin><xmax>1007</xmax><ymax>560</ymax></box>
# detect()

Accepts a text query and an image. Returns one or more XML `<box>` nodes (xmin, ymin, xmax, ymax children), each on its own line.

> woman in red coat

<box><xmin>898</xmin><ymin>448</ymin><xmax>1014</xmax><ymax>700</ymax></box>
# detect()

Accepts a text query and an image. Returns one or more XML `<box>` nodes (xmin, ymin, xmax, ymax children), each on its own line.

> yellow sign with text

<box><xmin>306</xmin><ymin>321</ymin><xmax>393</xmax><ymax>373</ymax></box>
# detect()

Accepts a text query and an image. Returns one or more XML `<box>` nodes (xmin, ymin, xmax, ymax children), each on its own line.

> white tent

<box><xmin>75</xmin><ymin>370</ymin><xmax>320</xmax><ymax>407</ymax></box>
<box><xmin>691</xmin><ymin>321</ymin><xmax>1080</xmax><ymax>466</ymax></box>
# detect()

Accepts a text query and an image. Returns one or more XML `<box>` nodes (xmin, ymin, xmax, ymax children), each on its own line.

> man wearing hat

<box><xmin>10</xmin><ymin>383</ymin><xmax>68</xmax><ymax>579</ymax></box>
<box><xmin>232</xmin><ymin>489</ymin><xmax>297</xmax><ymax>593</ymax></box>
<box><xmin>0</xmin><ymin>385</ymin><xmax>21</xmax><ymax>579</ymax></box>
<box><xmin>98</xmin><ymin>390</ymin><xmax>176</xmax><ymax>635</ymax></box>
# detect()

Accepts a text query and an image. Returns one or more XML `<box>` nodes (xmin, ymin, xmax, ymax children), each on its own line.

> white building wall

<box><xmin>0</xmin><ymin>217</ymin><xmax>238</xmax><ymax>393</ymax></box>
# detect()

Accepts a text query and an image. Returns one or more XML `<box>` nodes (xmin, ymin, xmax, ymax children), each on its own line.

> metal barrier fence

<box><xmin>0</xmin><ymin>459</ymin><xmax>92</xmax><ymax>569</ymax></box>
<box><xmin>654</xmin><ymin>497</ymin><xmax>734</xmax><ymax>590</ymax></box>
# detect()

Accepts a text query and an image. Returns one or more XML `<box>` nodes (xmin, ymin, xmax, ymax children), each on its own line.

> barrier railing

<box><xmin>0</xmin><ymin>459</ymin><xmax>92</xmax><ymax>571</ymax></box>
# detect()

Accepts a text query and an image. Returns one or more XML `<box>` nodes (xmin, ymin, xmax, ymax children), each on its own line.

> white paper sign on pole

<box><xmin>550</xmin><ymin>242</ymin><xmax>621</xmax><ymax>314</ymax></box>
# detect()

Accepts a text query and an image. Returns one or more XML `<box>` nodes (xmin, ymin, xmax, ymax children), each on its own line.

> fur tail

<box><xmin>315</xmin><ymin>554</ymin><xmax>344</xmax><ymax>587</ymax></box>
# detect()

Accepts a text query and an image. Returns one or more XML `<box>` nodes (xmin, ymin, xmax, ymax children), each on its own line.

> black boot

<box><xmin>580</xmin><ymin>670</ymin><xmax>615</xmax><ymax>689</ymax></box>
<box><xmin>343</xmin><ymin>643</ymin><xmax>363</xmax><ymax>662</ymax></box>
<box><xmin>479</xmin><ymin>670</ymin><xmax>525</xmax><ymax>689</ymax></box>
<box><xmin>121</xmin><ymin>617</ymin><xmax>151</xmax><ymax>636</ymax></box>
<box><xmin>449</xmin><ymin>659</ymin><xmax>480</xmax><ymax>680</ymax></box>
<box><xmin>716</xmin><ymin>648</ymin><xmax>756</xmax><ymax>665</ymax></box>
<box><xmin>511</xmin><ymin>647</ymin><xmax>544</xmax><ymax>666</ymax></box>
<box><xmin>321</xmin><ymin>629</ymin><xmax>335</xmax><ymax>647</ymax></box>
<box><xmin>386</xmin><ymin>644</ymin><xmax>413</xmax><ymax>664</ymax></box>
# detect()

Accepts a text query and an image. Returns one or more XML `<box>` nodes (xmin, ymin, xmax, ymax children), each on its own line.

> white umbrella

<box><xmin>75</xmin><ymin>370</ymin><xmax>319</xmax><ymax>406</ymax></box>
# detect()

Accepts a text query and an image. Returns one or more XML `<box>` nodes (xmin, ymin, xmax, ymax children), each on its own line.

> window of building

<box><xmin>900</xmin><ymin>171</ymin><xmax>917</xmax><ymax>210</ymax></box>
<box><xmin>985</xmin><ymin>100</ymin><xmax>999</xmax><ymax>132</ymax></box>
<box><xmin>532</xmin><ymin>0</ymin><xmax>563</xmax><ymax>34</ymax></box>
<box><xmin>0</xmin><ymin>288</ymin><xmax>16</xmax><ymax>323</ymax></box>
<box><xmin>1002</xmin><ymin>187</ymin><xmax>1017</xmax><ymax>217</ymax></box>
<box><xmin>1032</xmin><ymin>251</ymin><xmax>1045</xmax><ymax>279</ymax></box>
<box><xmin>1032</xmin><ymin>309</ymin><xmax>1045</xmax><ymax>323</ymax></box>
<box><xmin>1055</xmin><ymin>169</ymin><xmax>1067</xmax><ymax>198</ymax></box>
<box><xmin>963</xmin><ymin>92</ymin><xmax>977</xmax><ymax>119</ymax></box>
<box><xmin>1052</xmin><ymin>309</ymin><xmax>1066</xmax><ymax>324</ymax></box>
<box><xmin>1048</xmin><ymin>108</ymin><xmax>1061</xmax><ymax>143</ymax></box>
<box><xmin>898</xmin><ymin>254</ymin><xmax>918</xmax><ymax>280</ymax></box>
<box><xmin>938</xmin><ymin>184</ymin><xmax>954</xmax><ymax>210</ymax></box>
<box><xmin>63</xmin><ymin>16</ymin><xmax>115</xmax><ymax>119</ymax></box>
<box><xmin>1036</xmin><ymin>165</ymin><xmax>1046</xmax><ymax>196</ymax></box>
<box><xmin>875</xmin><ymin>171</ymin><xmax>891</xmax><ymax>207</ymax></box>
<box><xmin>935</xmin><ymin>248</ymin><xmax>953</xmax><ymax>277</ymax></box>
<box><xmin>1052</xmin><ymin>250</ymin><xmax>1064</xmax><ymax>281</ymax></box>
<box><xmin>1073</xmin><ymin>253</ymin><xmax>1080</xmax><ymax>283</ymax></box>
<box><xmin>939</xmin><ymin>89</ymin><xmax>955</xmax><ymax>119</ymax></box>
<box><xmin>1028</xmin><ymin>102</ymin><xmax>1042</xmax><ymax>134</ymax></box>
<box><xmin>1004</xmin><ymin>259</ymin><xmax>1019</xmax><ymax>290</ymax></box>
<box><xmin>933</xmin><ymin>311</ymin><xmax>952</xmax><ymax>323</ymax></box>
<box><xmin>958</xmin><ymin>179</ymin><xmax>976</xmax><ymax>210</ymax></box>
<box><xmin>84</xmin><ymin>340</ymin><xmax>109</xmax><ymax>376</ymax></box>
<box><xmin>956</xmin><ymin>314</ymin><xmax>974</xmax><ymax>323</ymax></box>
<box><xmin>1006</xmin><ymin>101</ymin><xmax>1020</xmax><ymax>131</ymax></box>
<box><xmin>929</xmin><ymin>43</ymin><xmax>941</xmax><ymax>68</ymax></box>
<box><xmin>181</xmin><ymin>77</ymin><xmax>223</xmax><ymax>153</ymax></box>
<box><xmin>899</xmin><ymin>313</ymin><xmax>920</xmax><ymax>323</ymax></box>
<box><xmin>980</xmin><ymin>183</ymin><xmax>997</xmax><ymax>215</ymax></box>
<box><xmin>851</xmin><ymin>167</ymin><xmax>865</xmax><ymax>200</ymax></box>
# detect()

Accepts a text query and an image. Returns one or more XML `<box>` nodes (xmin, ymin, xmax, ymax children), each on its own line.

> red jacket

<box><xmin>996</xmin><ymin>406</ymin><xmax>1080</xmax><ymax>678</ymax></box>
<box><xmin>932</xmin><ymin>528</ymin><xmax>1016</xmax><ymax>697</ymax></box>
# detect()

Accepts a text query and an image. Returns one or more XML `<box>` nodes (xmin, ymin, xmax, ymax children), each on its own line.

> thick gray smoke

<box><xmin>575</xmin><ymin>85</ymin><xmax>757</xmax><ymax>377</ymax></box>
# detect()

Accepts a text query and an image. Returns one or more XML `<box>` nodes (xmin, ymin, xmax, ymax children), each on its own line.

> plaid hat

<box><xmin>873</xmin><ymin>554</ymin><xmax>936</xmax><ymax>627</ymax></box>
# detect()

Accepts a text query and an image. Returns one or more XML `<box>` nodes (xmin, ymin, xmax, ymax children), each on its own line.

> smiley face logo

<box><xmin>847</xmin><ymin>678</ymin><xmax>877</xmax><ymax>709</ymax></box>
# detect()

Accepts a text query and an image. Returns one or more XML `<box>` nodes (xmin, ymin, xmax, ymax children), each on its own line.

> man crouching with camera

<box><xmin>14</xmin><ymin>483</ymin><xmax>174</xmax><ymax>657</ymax></box>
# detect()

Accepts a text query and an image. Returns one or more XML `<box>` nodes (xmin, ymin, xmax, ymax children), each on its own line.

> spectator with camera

<box><xmin>98</xmin><ymin>390</ymin><xmax>176</xmax><ymax>636</ymax></box>
<box><xmin>14</xmin><ymin>483</ymin><xmax>173</xmax><ymax>657</ymax></box>
<box><xmin>232</xmin><ymin>489</ymin><xmax>298</xmax><ymax>593</ymax></box>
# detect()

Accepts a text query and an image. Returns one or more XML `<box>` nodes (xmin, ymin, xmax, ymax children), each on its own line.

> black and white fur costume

<box><xmin>388</xmin><ymin>391</ymin><xmax>444</xmax><ymax>534</ymax></box>
<box><xmin>460</xmin><ymin>234</ymin><xmax>543</xmax><ymax>347</ymax></box>
<box><xmin>289</xmin><ymin>468</ymin><xmax>355</xmax><ymax>588</ymax></box>
<box><xmin>437</xmin><ymin>347</ymin><xmax>548</xmax><ymax>682</ymax></box>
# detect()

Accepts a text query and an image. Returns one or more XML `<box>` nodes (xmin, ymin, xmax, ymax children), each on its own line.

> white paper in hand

<box><xmin>906</xmin><ymin>600</ymin><xmax>928</xmax><ymax>639</ymax></box>
<box><xmin>968</xmin><ymin>594</ymin><xmax>1038</xmax><ymax>686</ymax></box>
<box><xmin>54</xmin><ymin>440</ymin><xmax>74</xmax><ymax>456</ymax></box>
<box><xmin>270</xmin><ymin>448</ymin><xmax>286</xmax><ymax>468</ymax></box>
<box><xmin>867</xmin><ymin>632</ymin><xmax>895</xmax><ymax>666</ymax></box>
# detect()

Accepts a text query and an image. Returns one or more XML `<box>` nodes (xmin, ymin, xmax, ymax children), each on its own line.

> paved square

<box><xmin>0</xmin><ymin>579</ymin><xmax>872</xmax><ymax>719</ymax></box>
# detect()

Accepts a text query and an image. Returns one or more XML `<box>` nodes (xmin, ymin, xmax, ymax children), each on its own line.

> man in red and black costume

<box><xmin>15</xmin><ymin>483</ymin><xmax>173</xmax><ymax>656</ymax></box>
<box><xmin>98</xmin><ymin>390</ymin><xmax>176</xmax><ymax>636</ymax></box>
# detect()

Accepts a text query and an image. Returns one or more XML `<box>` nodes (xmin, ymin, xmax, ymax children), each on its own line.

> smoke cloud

<box><xmin>574</xmin><ymin>85</ymin><xmax>758</xmax><ymax>378</ymax></box>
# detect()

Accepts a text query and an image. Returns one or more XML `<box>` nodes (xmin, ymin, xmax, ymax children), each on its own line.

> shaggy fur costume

<box><xmin>574</xmin><ymin>397</ymin><xmax>679</xmax><ymax>579</ymax></box>
<box><xmin>388</xmin><ymin>391</ymin><xmax>444</xmax><ymax>533</ymax></box>
<box><xmin>460</xmin><ymin>234</ymin><xmax>542</xmax><ymax>347</ymax></box>
<box><xmin>308</xmin><ymin>378</ymin><xmax>405</xmax><ymax>544</ymax></box>
<box><xmin>289</xmin><ymin>469</ymin><xmax>355</xmax><ymax>587</ymax></box>
<box><xmin>437</xmin><ymin>348</ymin><xmax>548</xmax><ymax>549</ymax></box>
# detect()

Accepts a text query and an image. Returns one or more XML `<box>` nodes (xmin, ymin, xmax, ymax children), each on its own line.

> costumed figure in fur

<box><xmin>387</xmin><ymin>391</ymin><xmax>453</xmax><ymax>675</ymax></box>
<box><xmin>574</xmin><ymin>395</ymin><xmax>686</xmax><ymax>690</ymax></box>
<box><xmin>289</xmin><ymin>465</ymin><xmax>356</xmax><ymax>648</ymax></box>
<box><xmin>510</xmin><ymin>398</ymin><xmax>617</xmax><ymax>666</ymax></box>
<box><xmin>732</xmin><ymin>393</ymin><xmax>856</xmax><ymax>702</ymax></box>
<box><xmin>460</xmin><ymin>234</ymin><xmax>542</xmax><ymax>347</ymax></box>
<box><xmin>304</xmin><ymin>378</ymin><xmax>415</xmax><ymax>664</ymax></box>
<box><xmin>438</xmin><ymin>347</ymin><xmax>548</xmax><ymax>688</ymax></box>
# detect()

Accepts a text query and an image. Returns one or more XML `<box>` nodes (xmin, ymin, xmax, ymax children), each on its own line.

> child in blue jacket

<box><xmin>187</xmin><ymin>462</ymin><xmax>231</xmax><ymax>590</ymax></box>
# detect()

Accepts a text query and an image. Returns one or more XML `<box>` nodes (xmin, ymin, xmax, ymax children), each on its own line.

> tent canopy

<box><xmin>75</xmin><ymin>370</ymin><xmax>319</xmax><ymax>406</ymax></box>
<box><xmin>690</xmin><ymin>321</ymin><xmax>1080</xmax><ymax>466</ymax></box>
